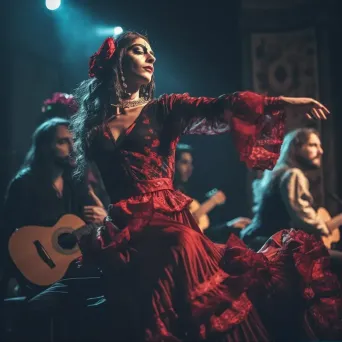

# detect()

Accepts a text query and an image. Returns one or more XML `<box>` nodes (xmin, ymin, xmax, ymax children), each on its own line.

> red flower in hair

<box><xmin>89</xmin><ymin>37</ymin><xmax>116</xmax><ymax>78</ymax></box>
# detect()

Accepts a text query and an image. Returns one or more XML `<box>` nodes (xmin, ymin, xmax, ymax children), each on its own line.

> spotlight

<box><xmin>113</xmin><ymin>26</ymin><xmax>123</xmax><ymax>36</ymax></box>
<box><xmin>45</xmin><ymin>0</ymin><xmax>61</xmax><ymax>11</ymax></box>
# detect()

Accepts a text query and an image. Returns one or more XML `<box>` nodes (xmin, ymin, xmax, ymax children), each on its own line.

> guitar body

<box><xmin>8</xmin><ymin>214</ymin><xmax>86</xmax><ymax>286</ymax></box>
<box><xmin>189</xmin><ymin>199</ymin><xmax>210</xmax><ymax>231</ymax></box>
<box><xmin>318</xmin><ymin>207</ymin><xmax>341</xmax><ymax>249</ymax></box>
<box><xmin>188</xmin><ymin>189</ymin><xmax>226</xmax><ymax>232</ymax></box>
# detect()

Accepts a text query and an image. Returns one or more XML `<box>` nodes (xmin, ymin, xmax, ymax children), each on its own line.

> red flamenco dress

<box><xmin>79</xmin><ymin>91</ymin><xmax>342</xmax><ymax>341</ymax></box>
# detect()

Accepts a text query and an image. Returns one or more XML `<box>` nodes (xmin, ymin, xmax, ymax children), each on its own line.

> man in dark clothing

<box><xmin>2</xmin><ymin>118</ymin><xmax>108</xmax><ymax>341</ymax></box>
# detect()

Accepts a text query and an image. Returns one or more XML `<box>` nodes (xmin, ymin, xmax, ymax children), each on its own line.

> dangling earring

<box><xmin>139</xmin><ymin>86</ymin><xmax>148</xmax><ymax>100</ymax></box>
<box><xmin>144</xmin><ymin>87</ymin><xmax>149</xmax><ymax>100</ymax></box>
<box><xmin>121</xmin><ymin>74</ymin><xmax>131</xmax><ymax>97</ymax></box>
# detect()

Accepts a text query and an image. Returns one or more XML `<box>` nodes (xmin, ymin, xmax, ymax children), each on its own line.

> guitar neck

<box><xmin>192</xmin><ymin>198</ymin><xmax>217</xmax><ymax>218</ymax></box>
<box><xmin>73</xmin><ymin>223</ymin><xmax>98</xmax><ymax>241</ymax></box>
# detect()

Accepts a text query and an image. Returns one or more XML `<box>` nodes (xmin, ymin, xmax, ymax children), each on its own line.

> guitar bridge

<box><xmin>33</xmin><ymin>240</ymin><xmax>56</xmax><ymax>269</ymax></box>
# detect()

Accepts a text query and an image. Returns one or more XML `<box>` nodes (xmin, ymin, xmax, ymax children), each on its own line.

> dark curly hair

<box><xmin>71</xmin><ymin>31</ymin><xmax>155</xmax><ymax>179</ymax></box>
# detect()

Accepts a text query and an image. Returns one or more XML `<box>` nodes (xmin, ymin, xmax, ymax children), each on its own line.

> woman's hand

<box><xmin>280</xmin><ymin>96</ymin><xmax>330</xmax><ymax>120</ymax></box>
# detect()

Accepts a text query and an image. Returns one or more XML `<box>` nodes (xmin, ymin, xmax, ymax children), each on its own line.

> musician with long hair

<box><xmin>3</xmin><ymin>118</ymin><xmax>108</xmax><ymax>340</ymax></box>
<box><xmin>241</xmin><ymin>128</ymin><xmax>329</xmax><ymax>249</ymax></box>
<box><xmin>70</xmin><ymin>31</ymin><xmax>341</xmax><ymax>341</ymax></box>
<box><xmin>39</xmin><ymin>91</ymin><xmax>111</xmax><ymax>209</ymax></box>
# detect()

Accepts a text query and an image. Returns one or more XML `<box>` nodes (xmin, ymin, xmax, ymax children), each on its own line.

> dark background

<box><xmin>1</xmin><ymin>0</ymin><xmax>342</xmax><ymax>227</ymax></box>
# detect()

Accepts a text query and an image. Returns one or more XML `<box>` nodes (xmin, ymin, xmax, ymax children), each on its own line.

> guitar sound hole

<box><xmin>58</xmin><ymin>233</ymin><xmax>77</xmax><ymax>250</ymax></box>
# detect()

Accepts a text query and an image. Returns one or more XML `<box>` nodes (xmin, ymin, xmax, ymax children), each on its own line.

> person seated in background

<box><xmin>39</xmin><ymin>91</ymin><xmax>111</xmax><ymax>208</ymax></box>
<box><xmin>2</xmin><ymin>118</ymin><xmax>108</xmax><ymax>341</ymax></box>
<box><xmin>241</xmin><ymin>128</ymin><xmax>337</xmax><ymax>250</ymax></box>
<box><xmin>174</xmin><ymin>143</ymin><xmax>251</xmax><ymax>238</ymax></box>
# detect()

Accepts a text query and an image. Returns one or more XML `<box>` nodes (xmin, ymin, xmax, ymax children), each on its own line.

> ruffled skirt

<box><xmin>79</xmin><ymin>209</ymin><xmax>342</xmax><ymax>341</ymax></box>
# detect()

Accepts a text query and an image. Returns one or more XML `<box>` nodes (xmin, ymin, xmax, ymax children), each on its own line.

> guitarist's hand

<box><xmin>227</xmin><ymin>217</ymin><xmax>251</xmax><ymax>230</ymax></box>
<box><xmin>84</xmin><ymin>206</ymin><xmax>108</xmax><ymax>224</ymax></box>
<box><xmin>85</xmin><ymin>185</ymin><xmax>108</xmax><ymax>224</ymax></box>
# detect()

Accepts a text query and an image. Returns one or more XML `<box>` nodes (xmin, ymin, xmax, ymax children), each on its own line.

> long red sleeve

<box><xmin>162</xmin><ymin>91</ymin><xmax>286</xmax><ymax>170</ymax></box>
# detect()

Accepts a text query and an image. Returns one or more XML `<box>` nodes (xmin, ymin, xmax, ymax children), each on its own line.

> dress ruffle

<box><xmin>265</xmin><ymin>229</ymin><xmax>342</xmax><ymax>340</ymax></box>
<box><xmin>78</xmin><ymin>211</ymin><xmax>342</xmax><ymax>341</ymax></box>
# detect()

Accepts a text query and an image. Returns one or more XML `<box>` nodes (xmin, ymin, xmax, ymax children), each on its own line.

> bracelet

<box><xmin>104</xmin><ymin>215</ymin><xmax>113</xmax><ymax>224</ymax></box>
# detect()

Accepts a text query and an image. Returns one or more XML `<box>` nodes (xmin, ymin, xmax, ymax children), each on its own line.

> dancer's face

<box><xmin>123</xmin><ymin>38</ymin><xmax>156</xmax><ymax>87</ymax></box>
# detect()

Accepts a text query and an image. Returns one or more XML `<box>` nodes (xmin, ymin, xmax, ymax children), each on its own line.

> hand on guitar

<box><xmin>317</xmin><ymin>207</ymin><xmax>342</xmax><ymax>249</ymax></box>
<box><xmin>189</xmin><ymin>189</ymin><xmax>226</xmax><ymax>232</ymax></box>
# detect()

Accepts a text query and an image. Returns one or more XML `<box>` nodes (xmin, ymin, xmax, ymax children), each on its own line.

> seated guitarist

<box><xmin>174</xmin><ymin>143</ymin><xmax>215</xmax><ymax>231</ymax></box>
<box><xmin>38</xmin><ymin>91</ymin><xmax>111</xmax><ymax>211</ymax></box>
<box><xmin>241</xmin><ymin>128</ymin><xmax>336</xmax><ymax>251</ymax></box>
<box><xmin>174</xmin><ymin>143</ymin><xmax>250</xmax><ymax>238</ymax></box>
<box><xmin>2</xmin><ymin>118</ymin><xmax>109</xmax><ymax>340</ymax></box>
<box><xmin>173</xmin><ymin>143</ymin><xmax>194</xmax><ymax>196</ymax></box>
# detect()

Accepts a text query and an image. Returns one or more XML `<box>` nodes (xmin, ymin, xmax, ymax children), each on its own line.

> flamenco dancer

<box><xmin>70</xmin><ymin>32</ymin><xmax>341</xmax><ymax>341</ymax></box>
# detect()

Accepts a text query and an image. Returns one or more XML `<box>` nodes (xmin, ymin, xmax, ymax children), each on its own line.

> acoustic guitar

<box><xmin>8</xmin><ymin>214</ymin><xmax>97</xmax><ymax>286</ymax></box>
<box><xmin>318</xmin><ymin>207</ymin><xmax>342</xmax><ymax>249</ymax></box>
<box><xmin>9</xmin><ymin>190</ymin><xmax>227</xmax><ymax>286</ymax></box>
<box><xmin>189</xmin><ymin>189</ymin><xmax>226</xmax><ymax>231</ymax></box>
